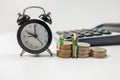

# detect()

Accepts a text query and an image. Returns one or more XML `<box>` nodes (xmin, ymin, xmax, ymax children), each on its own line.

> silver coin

<box><xmin>90</xmin><ymin>47</ymin><xmax>106</xmax><ymax>53</ymax></box>
<box><xmin>90</xmin><ymin>47</ymin><xmax>107</xmax><ymax>58</ymax></box>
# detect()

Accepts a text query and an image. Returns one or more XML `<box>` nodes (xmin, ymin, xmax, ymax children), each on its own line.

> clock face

<box><xmin>17</xmin><ymin>19</ymin><xmax>52</xmax><ymax>54</ymax></box>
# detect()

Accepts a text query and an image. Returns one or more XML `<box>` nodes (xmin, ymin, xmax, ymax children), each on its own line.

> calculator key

<box><xmin>92</xmin><ymin>32</ymin><xmax>103</xmax><ymax>36</ymax></box>
<box><xmin>79</xmin><ymin>32</ymin><xmax>88</xmax><ymax>35</ymax></box>
<box><xmin>74</xmin><ymin>30</ymin><xmax>81</xmax><ymax>33</ymax></box>
<box><xmin>56</xmin><ymin>31</ymin><xmax>62</xmax><ymax>35</ymax></box>
<box><xmin>64</xmin><ymin>31</ymin><xmax>69</xmax><ymax>34</ymax></box>
<box><xmin>97</xmin><ymin>29</ymin><xmax>105</xmax><ymax>33</ymax></box>
<box><xmin>82</xmin><ymin>29</ymin><xmax>92</xmax><ymax>31</ymax></box>
<box><xmin>65</xmin><ymin>36</ymin><xmax>71</xmax><ymax>39</ymax></box>
<box><xmin>78</xmin><ymin>34</ymin><xmax>84</xmax><ymax>38</ymax></box>
<box><xmin>69</xmin><ymin>32</ymin><xmax>74</xmax><ymax>35</ymax></box>
<box><xmin>102</xmin><ymin>30</ymin><xmax>111</xmax><ymax>34</ymax></box>
<box><xmin>84</xmin><ymin>33</ymin><xmax>93</xmax><ymax>37</ymax></box>
<box><xmin>92</xmin><ymin>28</ymin><xmax>98</xmax><ymax>32</ymax></box>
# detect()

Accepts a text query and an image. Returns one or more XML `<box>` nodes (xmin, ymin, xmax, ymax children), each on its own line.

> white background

<box><xmin>0</xmin><ymin>0</ymin><xmax>120</xmax><ymax>33</ymax></box>
<box><xmin>0</xmin><ymin>0</ymin><xmax>120</xmax><ymax>80</ymax></box>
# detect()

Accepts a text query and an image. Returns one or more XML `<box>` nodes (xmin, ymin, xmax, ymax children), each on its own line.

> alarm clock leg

<box><xmin>47</xmin><ymin>49</ymin><xmax>53</xmax><ymax>56</ymax></box>
<box><xmin>20</xmin><ymin>50</ymin><xmax>25</xmax><ymax>56</ymax></box>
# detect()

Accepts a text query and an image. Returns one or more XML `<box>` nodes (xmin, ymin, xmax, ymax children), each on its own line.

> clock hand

<box><xmin>26</xmin><ymin>31</ymin><xmax>35</xmax><ymax>37</ymax></box>
<box><xmin>34</xmin><ymin>24</ymin><xmax>37</xmax><ymax>34</ymax></box>
<box><xmin>27</xmin><ymin>36</ymin><xmax>33</xmax><ymax>37</ymax></box>
<box><xmin>36</xmin><ymin>38</ymin><xmax>43</xmax><ymax>46</ymax></box>
<box><xmin>26</xmin><ymin>30</ymin><xmax>43</xmax><ymax>46</ymax></box>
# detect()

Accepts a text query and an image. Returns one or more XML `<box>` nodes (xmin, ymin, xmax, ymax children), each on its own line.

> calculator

<box><xmin>55</xmin><ymin>23</ymin><xmax>120</xmax><ymax>46</ymax></box>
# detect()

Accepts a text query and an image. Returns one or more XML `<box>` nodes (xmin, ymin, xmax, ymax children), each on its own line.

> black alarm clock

<box><xmin>17</xmin><ymin>6</ymin><xmax>53</xmax><ymax>56</ymax></box>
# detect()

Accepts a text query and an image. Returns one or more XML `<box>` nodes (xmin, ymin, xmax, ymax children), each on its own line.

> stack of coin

<box><xmin>57</xmin><ymin>41</ymin><xmax>72</xmax><ymax>58</ymax></box>
<box><xmin>77</xmin><ymin>42</ymin><xmax>91</xmax><ymax>58</ymax></box>
<box><xmin>90</xmin><ymin>47</ymin><xmax>107</xmax><ymax>58</ymax></box>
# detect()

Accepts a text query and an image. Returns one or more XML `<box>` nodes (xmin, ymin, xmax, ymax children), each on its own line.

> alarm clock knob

<box><xmin>17</xmin><ymin>13</ymin><xmax>30</xmax><ymax>25</ymax></box>
<box><xmin>39</xmin><ymin>12</ymin><xmax>52</xmax><ymax>24</ymax></box>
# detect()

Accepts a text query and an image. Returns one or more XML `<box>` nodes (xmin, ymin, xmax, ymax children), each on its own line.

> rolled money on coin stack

<box><xmin>57</xmin><ymin>41</ymin><xmax>72</xmax><ymax>58</ymax></box>
<box><xmin>90</xmin><ymin>47</ymin><xmax>107</xmax><ymax>58</ymax></box>
<box><xmin>77</xmin><ymin>42</ymin><xmax>91</xmax><ymax>58</ymax></box>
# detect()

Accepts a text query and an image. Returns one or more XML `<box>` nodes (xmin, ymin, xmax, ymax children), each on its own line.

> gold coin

<box><xmin>78</xmin><ymin>54</ymin><xmax>89</xmax><ymax>58</ymax></box>
<box><xmin>63</xmin><ymin>41</ymin><xmax>72</xmax><ymax>45</ymax></box>
<box><xmin>57</xmin><ymin>50</ymin><xmax>71</xmax><ymax>58</ymax></box>
<box><xmin>57</xmin><ymin>50</ymin><xmax>71</xmax><ymax>55</ymax></box>
<box><xmin>92</xmin><ymin>53</ymin><xmax>107</xmax><ymax>58</ymax></box>
<box><xmin>78</xmin><ymin>42</ymin><xmax>90</xmax><ymax>54</ymax></box>
<box><xmin>78</xmin><ymin>51</ymin><xmax>90</xmax><ymax>54</ymax></box>
<box><xmin>78</xmin><ymin>47</ymin><xmax>90</xmax><ymax>52</ymax></box>
<box><xmin>57</xmin><ymin>55</ymin><xmax>71</xmax><ymax>58</ymax></box>
<box><xmin>60</xmin><ymin>41</ymin><xmax>72</xmax><ymax>50</ymax></box>
<box><xmin>57</xmin><ymin>52</ymin><xmax>71</xmax><ymax>58</ymax></box>
<box><xmin>57</xmin><ymin>53</ymin><xmax>71</xmax><ymax>56</ymax></box>
<box><xmin>78</xmin><ymin>42</ymin><xmax>91</xmax><ymax>48</ymax></box>
<box><xmin>57</xmin><ymin>54</ymin><xmax>71</xmax><ymax>57</ymax></box>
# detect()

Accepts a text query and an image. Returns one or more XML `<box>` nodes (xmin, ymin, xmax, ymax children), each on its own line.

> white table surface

<box><xmin>0</xmin><ymin>32</ymin><xmax>120</xmax><ymax>80</ymax></box>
